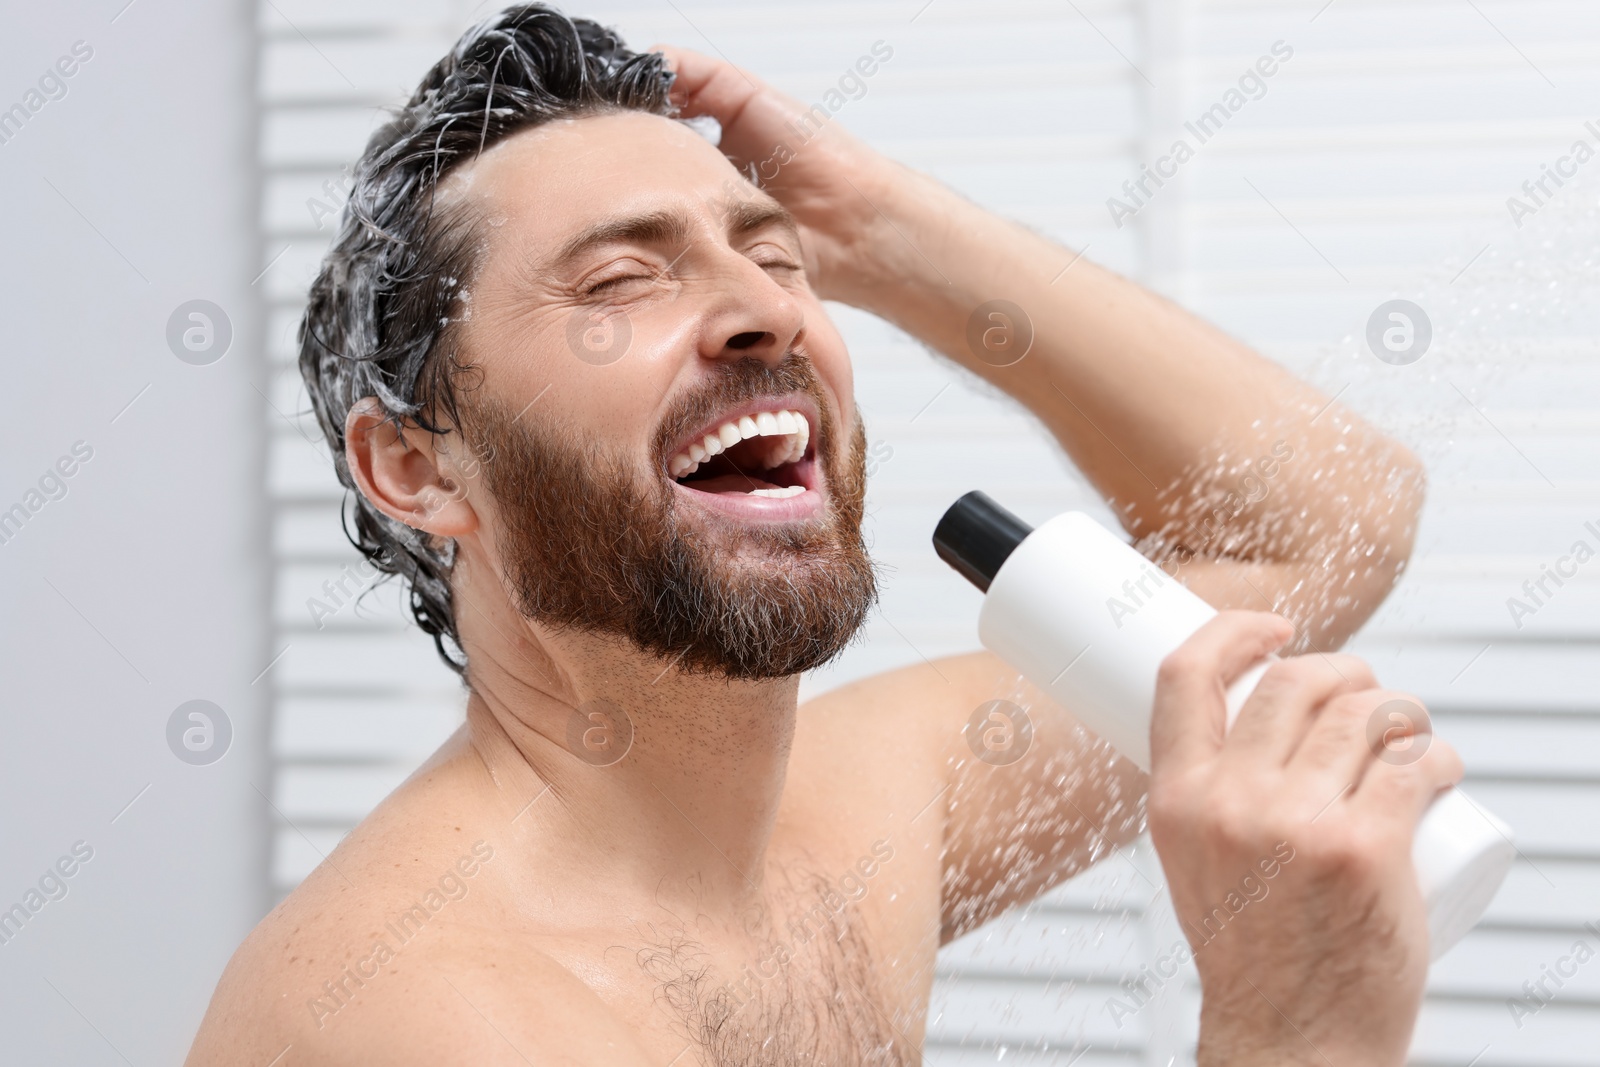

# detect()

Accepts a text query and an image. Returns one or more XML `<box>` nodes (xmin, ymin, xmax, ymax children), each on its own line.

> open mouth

<box><xmin>666</xmin><ymin>404</ymin><xmax>816</xmax><ymax>503</ymax></box>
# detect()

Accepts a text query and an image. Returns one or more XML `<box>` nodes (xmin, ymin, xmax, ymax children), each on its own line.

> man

<box><xmin>186</xmin><ymin>7</ymin><xmax>1461</xmax><ymax>1065</ymax></box>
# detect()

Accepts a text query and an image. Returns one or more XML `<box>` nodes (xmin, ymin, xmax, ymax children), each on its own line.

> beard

<box><xmin>459</xmin><ymin>354</ymin><xmax>878</xmax><ymax>680</ymax></box>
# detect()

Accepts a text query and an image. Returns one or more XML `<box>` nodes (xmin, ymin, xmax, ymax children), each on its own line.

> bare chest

<box><xmin>579</xmin><ymin>843</ymin><xmax>938</xmax><ymax>1067</ymax></box>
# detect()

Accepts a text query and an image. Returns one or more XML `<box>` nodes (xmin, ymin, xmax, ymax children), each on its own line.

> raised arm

<box><xmin>664</xmin><ymin>45</ymin><xmax>1426</xmax><ymax>962</ymax></box>
<box><xmin>664</xmin><ymin>44</ymin><xmax>1424</xmax><ymax>650</ymax></box>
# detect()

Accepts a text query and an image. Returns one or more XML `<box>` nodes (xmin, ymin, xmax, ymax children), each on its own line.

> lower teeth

<box><xmin>748</xmin><ymin>486</ymin><xmax>805</xmax><ymax>498</ymax></box>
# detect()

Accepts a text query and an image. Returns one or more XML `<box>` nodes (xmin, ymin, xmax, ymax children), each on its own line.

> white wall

<box><xmin>0</xmin><ymin>0</ymin><xmax>268</xmax><ymax>1063</ymax></box>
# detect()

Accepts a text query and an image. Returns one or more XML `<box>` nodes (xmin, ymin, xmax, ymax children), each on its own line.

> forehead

<box><xmin>440</xmin><ymin>110</ymin><xmax>757</xmax><ymax>254</ymax></box>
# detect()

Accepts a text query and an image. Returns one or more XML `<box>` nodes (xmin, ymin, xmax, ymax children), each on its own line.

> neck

<box><xmin>455</xmin><ymin>565</ymin><xmax>798</xmax><ymax>919</ymax></box>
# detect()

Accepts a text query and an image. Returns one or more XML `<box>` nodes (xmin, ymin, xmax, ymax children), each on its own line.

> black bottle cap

<box><xmin>933</xmin><ymin>491</ymin><xmax>1034</xmax><ymax>593</ymax></box>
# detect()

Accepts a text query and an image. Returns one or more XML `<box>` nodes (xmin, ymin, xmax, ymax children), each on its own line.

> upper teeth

<box><xmin>669</xmin><ymin>408</ymin><xmax>810</xmax><ymax>481</ymax></box>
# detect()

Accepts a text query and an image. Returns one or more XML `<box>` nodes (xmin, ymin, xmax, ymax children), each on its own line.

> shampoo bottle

<box><xmin>934</xmin><ymin>490</ymin><xmax>1515</xmax><ymax>957</ymax></box>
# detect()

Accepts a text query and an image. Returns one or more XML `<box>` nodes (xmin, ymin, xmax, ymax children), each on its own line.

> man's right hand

<box><xmin>1147</xmin><ymin>611</ymin><xmax>1463</xmax><ymax>1067</ymax></box>
<box><xmin>652</xmin><ymin>45</ymin><xmax>907</xmax><ymax>305</ymax></box>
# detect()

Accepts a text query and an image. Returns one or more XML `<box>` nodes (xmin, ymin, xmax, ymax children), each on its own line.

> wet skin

<box><xmin>184</xmin><ymin>50</ymin><xmax>1455</xmax><ymax>1067</ymax></box>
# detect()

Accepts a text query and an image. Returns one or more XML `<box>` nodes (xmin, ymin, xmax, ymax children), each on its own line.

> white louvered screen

<box><xmin>255</xmin><ymin>1</ymin><xmax>1600</xmax><ymax>1063</ymax></box>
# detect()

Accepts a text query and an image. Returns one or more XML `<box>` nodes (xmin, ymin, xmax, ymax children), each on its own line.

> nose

<box><xmin>695</xmin><ymin>254</ymin><xmax>806</xmax><ymax>367</ymax></box>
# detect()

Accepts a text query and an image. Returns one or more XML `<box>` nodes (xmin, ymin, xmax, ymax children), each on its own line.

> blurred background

<box><xmin>3</xmin><ymin>0</ymin><xmax>1599</xmax><ymax>1062</ymax></box>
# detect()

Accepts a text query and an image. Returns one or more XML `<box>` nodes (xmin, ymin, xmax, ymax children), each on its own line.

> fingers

<box><xmin>1275</xmin><ymin>688</ymin><xmax>1413</xmax><ymax>813</ymax></box>
<box><xmin>1354</xmin><ymin>731</ymin><xmax>1464</xmax><ymax>826</ymax></box>
<box><xmin>1227</xmin><ymin>654</ymin><xmax>1376</xmax><ymax>768</ymax></box>
<box><xmin>1150</xmin><ymin>611</ymin><xmax>1294</xmax><ymax>774</ymax></box>
<box><xmin>650</xmin><ymin>43</ymin><xmax>761</xmax><ymax>123</ymax></box>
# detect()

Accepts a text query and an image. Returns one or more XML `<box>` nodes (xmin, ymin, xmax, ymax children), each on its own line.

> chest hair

<box><xmin>635</xmin><ymin>870</ymin><xmax>916</xmax><ymax>1067</ymax></box>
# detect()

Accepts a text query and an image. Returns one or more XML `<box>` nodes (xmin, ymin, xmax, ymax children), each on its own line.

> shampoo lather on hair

<box><xmin>934</xmin><ymin>491</ymin><xmax>1515</xmax><ymax>958</ymax></box>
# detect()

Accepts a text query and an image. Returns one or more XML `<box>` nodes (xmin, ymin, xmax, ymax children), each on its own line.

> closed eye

<box><xmin>747</xmin><ymin>246</ymin><xmax>803</xmax><ymax>274</ymax></box>
<box><xmin>584</xmin><ymin>272</ymin><xmax>655</xmax><ymax>295</ymax></box>
<box><xmin>579</xmin><ymin>258</ymin><xmax>664</xmax><ymax>297</ymax></box>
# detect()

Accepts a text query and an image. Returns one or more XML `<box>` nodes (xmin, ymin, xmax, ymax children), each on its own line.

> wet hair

<box><xmin>297</xmin><ymin>4</ymin><xmax>675</xmax><ymax>672</ymax></box>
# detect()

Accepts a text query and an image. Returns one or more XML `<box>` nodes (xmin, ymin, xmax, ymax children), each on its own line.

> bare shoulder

<box><xmin>795</xmin><ymin>648</ymin><xmax>1146</xmax><ymax>941</ymax></box>
<box><xmin>183</xmin><ymin>773</ymin><xmax>653</xmax><ymax>1066</ymax></box>
<box><xmin>788</xmin><ymin>650</ymin><xmax>1021</xmax><ymax>818</ymax></box>
<box><xmin>794</xmin><ymin>651</ymin><xmax>1019</xmax><ymax>765</ymax></box>
<box><xmin>186</xmin><ymin>901</ymin><xmax>647</xmax><ymax>1065</ymax></box>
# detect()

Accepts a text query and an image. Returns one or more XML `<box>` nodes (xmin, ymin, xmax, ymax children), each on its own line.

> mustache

<box><xmin>652</xmin><ymin>352</ymin><xmax>830</xmax><ymax>462</ymax></box>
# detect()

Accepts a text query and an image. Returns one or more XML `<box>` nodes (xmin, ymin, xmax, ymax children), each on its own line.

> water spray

<box><xmin>934</xmin><ymin>490</ymin><xmax>1515</xmax><ymax>957</ymax></box>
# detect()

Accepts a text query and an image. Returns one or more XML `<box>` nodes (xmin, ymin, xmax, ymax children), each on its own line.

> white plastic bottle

<box><xmin>934</xmin><ymin>491</ymin><xmax>1515</xmax><ymax>958</ymax></box>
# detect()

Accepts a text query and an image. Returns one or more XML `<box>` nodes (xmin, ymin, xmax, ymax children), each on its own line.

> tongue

<box><xmin>681</xmin><ymin>472</ymin><xmax>783</xmax><ymax>495</ymax></box>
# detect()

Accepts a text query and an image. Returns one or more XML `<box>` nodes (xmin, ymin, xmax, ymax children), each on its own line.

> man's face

<box><xmin>438</xmin><ymin>110</ymin><xmax>876</xmax><ymax>678</ymax></box>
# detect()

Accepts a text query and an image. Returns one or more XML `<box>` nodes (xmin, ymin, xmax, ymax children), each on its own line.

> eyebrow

<box><xmin>719</xmin><ymin>197</ymin><xmax>800</xmax><ymax>244</ymax></box>
<box><xmin>545</xmin><ymin>197</ymin><xmax>801</xmax><ymax>274</ymax></box>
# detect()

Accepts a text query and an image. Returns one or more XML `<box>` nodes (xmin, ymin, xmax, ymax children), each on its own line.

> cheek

<box><xmin>802</xmin><ymin>309</ymin><xmax>856</xmax><ymax>423</ymax></box>
<box><xmin>473</xmin><ymin>305</ymin><xmax>672</xmax><ymax>455</ymax></box>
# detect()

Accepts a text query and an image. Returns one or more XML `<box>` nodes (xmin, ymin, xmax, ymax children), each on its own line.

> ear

<box><xmin>344</xmin><ymin>398</ymin><xmax>478</xmax><ymax>538</ymax></box>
